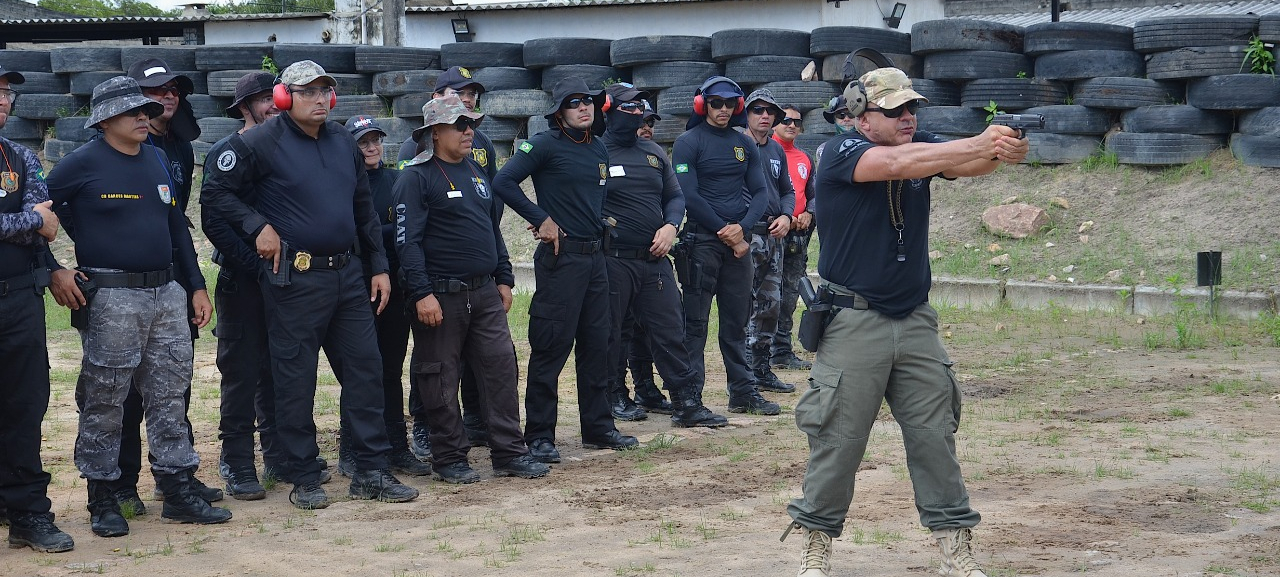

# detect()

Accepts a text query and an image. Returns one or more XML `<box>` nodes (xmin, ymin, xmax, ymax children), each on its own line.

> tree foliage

<box><xmin>206</xmin><ymin>0</ymin><xmax>334</xmax><ymax>15</ymax></box>
<box><xmin>38</xmin><ymin>0</ymin><xmax>178</xmax><ymax>17</ymax></box>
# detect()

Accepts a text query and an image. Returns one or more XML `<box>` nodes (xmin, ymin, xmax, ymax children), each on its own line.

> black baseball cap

<box><xmin>226</xmin><ymin>71</ymin><xmax>276</xmax><ymax>119</ymax></box>
<box><xmin>345</xmin><ymin>115</ymin><xmax>386</xmax><ymax>140</ymax></box>
<box><xmin>0</xmin><ymin>65</ymin><xmax>25</xmax><ymax>85</ymax></box>
<box><xmin>127</xmin><ymin>57</ymin><xmax>194</xmax><ymax>95</ymax></box>
<box><xmin>604</xmin><ymin>82</ymin><xmax>650</xmax><ymax>104</ymax></box>
<box><xmin>433</xmin><ymin>66</ymin><xmax>484</xmax><ymax>94</ymax></box>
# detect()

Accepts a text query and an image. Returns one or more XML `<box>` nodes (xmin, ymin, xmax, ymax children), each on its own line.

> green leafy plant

<box><xmin>261</xmin><ymin>55</ymin><xmax>279</xmax><ymax>75</ymax></box>
<box><xmin>983</xmin><ymin>100</ymin><xmax>1005</xmax><ymax>123</ymax></box>
<box><xmin>1016</xmin><ymin>71</ymin><xmax>1028</xmax><ymax>79</ymax></box>
<box><xmin>1242</xmin><ymin>36</ymin><xmax>1276</xmax><ymax>75</ymax></box>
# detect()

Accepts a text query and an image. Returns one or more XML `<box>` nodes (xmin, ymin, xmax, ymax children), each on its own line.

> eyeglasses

<box><xmin>778</xmin><ymin>117</ymin><xmax>802</xmax><ymax>127</ymax></box>
<box><xmin>289</xmin><ymin>86</ymin><xmax>335</xmax><ymax>100</ymax></box>
<box><xmin>706</xmin><ymin>98</ymin><xmax>736</xmax><ymax>111</ymax></box>
<box><xmin>617</xmin><ymin>101</ymin><xmax>644</xmax><ymax>113</ymax></box>
<box><xmin>642</xmin><ymin>118</ymin><xmax>656</xmax><ymax>128</ymax></box>
<box><xmin>864</xmin><ymin>100</ymin><xmax>920</xmax><ymax>118</ymax></box>
<box><xmin>562</xmin><ymin>96</ymin><xmax>593</xmax><ymax>109</ymax></box>
<box><xmin>834</xmin><ymin>111</ymin><xmax>854</xmax><ymax>120</ymax></box>
<box><xmin>452</xmin><ymin>117</ymin><xmax>481</xmax><ymax>132</ymax></box>
<box><xmin>357</xmin><ymin>136</ymin><xmax>384</xmax><ymax>149</ymax></box>
<box><xmin>748</xmin><ymin>105</ymin><xmax>775</xmax><ymax>116</ymax></box>
<box><xmin>143</xmin><ymin>85</ymin><xmax>181</xmax><ymax>98</ymax></box>
<box><xmin>0</xmin><ymin>88</ymin><xmax>17</xmax><ymax>103</ymax></box>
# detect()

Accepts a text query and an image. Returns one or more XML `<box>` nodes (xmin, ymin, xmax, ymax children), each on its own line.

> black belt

<box><xmin>285</xmin><ymin>248</ymin><xmax>351</xmax><ymax>272</ymax></box>
<box><xmin>432</xmin><ymin>275</ymin><xmax>492</xmax><ymax>294</ymax></box>
<box><xmin>87</xmin><ymin>267</ymin><xmax>174</xmax><ymax>289</ymax></box>
<box><xmin>829</xmin><ymin>292</ymin><xmax>870</xmax><ymax>310</ymax></box>
<box><xmin>750</xmin><ymin>221</ymin><xmax>773</xmax><ymax>236</ymax></box>
<box><xmin>559</xmin><ymin>238</ymin><xmax>601</xmax><ymax>254</ymax></box>
<box><xmin>607</xmin><ymin>247</ymin><xmax>655</xmax><ymax>260</ymax></box>
<box><xmin>0</xmin><ymin>271</ymin><xmax>38</xmax><ymax>297</ymax></box>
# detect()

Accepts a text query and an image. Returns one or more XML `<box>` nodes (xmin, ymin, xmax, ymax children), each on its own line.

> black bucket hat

<box><xmin>544</xmin><ymin>76</ymin><xmax>606</xmax><ymax>136</ymax></box>
<box><xmin>226</xmin><ymin>71</ymin><xmax>276</xmax><ymax>119</ymax></box>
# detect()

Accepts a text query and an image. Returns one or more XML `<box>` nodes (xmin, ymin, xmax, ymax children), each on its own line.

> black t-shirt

<box><xmin>671</xmin><ymin>122</ymin><xmax>768</xmax><ymax>231</ymax></box>
<box><xmin>601</xmin><ymin>131</ymin><xmax>683</xmax><ymax>250</ymax></box>
<box><xmin>393</xmin><ymin>156</ymin><xmax>513</xmax><ymax>304</ymax></box>
<box><xmin>397</xmin><ymin>129</ymin><xmax>498</xmax><ymax>182</ymax></box>
<box><xmin>46</xmin><ymin>139</ymin><xmax>204</xmax><ymax>290</ymax></box>
<box><xmin>814</xmin><ymin>131</ymin><xmax>946</xmax><ymax>318</ymax></box>
<box><xmin>0</xmin><ymin>137</ymin><xmax>48</xmax><ymax>278</ymax></box>
<box><xmin>493</xmin><ymin>127</ymin><xmax>609</xmax><ymax>239</ymax></box>
<box><xmin>754</xmin><ymin>136</ymin><xmax>796</xmax><ymax>220</ymax></box>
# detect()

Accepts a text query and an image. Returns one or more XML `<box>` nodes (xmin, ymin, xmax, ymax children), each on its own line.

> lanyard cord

<box><xmin>887</xmin><ymin>179</ymin><xmax>906</xmax><ymax>263</ymax></box>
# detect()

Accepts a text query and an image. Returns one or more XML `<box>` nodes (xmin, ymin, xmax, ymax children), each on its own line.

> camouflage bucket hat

<box><xmin>411</xmin><ymin>94</ymin><xmax>484</xmax><ymax>142</ymax></box>
<box><xmin>858</xmin><ymin>67</ymin><xmax>927</xmax><ymax>110</ymax></box>
<box><xmin>84</xmin><ymin>75</ymin><xmax>164</xmax><ymax>129</ymax></box>
<box><xmin>279</xmin><ymin>60</ymin><xmax>336</xmax><ymax>87</ymax></box>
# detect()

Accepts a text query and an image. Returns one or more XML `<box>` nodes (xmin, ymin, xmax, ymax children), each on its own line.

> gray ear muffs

<box><xmin>843</xmin><ymin>80</ymin><xmax>868</xmax><ymax>117</ymax></box>
<box><xmin>840</xmin><ymin>47</ymin><xmax>893</xmax><ymax>118</ymax></box>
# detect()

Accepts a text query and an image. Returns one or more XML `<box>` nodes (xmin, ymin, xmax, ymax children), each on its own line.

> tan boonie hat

<box><xmin>859</xmin><ymin>67</ymin><xmax>927</xmax><ymax>110</ymax></box>
<box><xmin>279</xmin><ymin>60</ymin><xmax>336</xmax><ymax>87</ymax></box>
<box><xmin>411</xmin><ymin>94</ymin><xmax>483</xmax><ymax>142</ymax></box>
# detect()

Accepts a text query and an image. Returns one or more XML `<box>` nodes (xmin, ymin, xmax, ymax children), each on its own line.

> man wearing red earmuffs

<box><xmin>670</xmin><ymin>76</ymin><xmax>777</xmax><ymax>417</ymax></box>
<box><xmin>200</xmin><ymin>60</ymin><xmax>418</xmax><ymax>510</ymax></box>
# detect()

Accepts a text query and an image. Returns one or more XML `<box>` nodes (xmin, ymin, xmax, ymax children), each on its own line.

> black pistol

<box><xmin>990</xmin><ymin>113</ymin><xmax>1045</xmax><ymax>138</ymax></box>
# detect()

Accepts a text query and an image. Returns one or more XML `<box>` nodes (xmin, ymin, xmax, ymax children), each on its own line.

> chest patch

<box><xmin>646</xmin><ymin>154</ymin><xmax>661</xmax><ymax>168</ymax></box>
<box><xmin>0</xmin><ymin>171</ymin><xmax>17</xmax><ymax>194</ymax></box>
<box><xmin>733</xmin><ymin>146</ymin><xmax>745</xmax><ymax>162</ymax></box>
<box><xmin>599</xmin><ymin>163</ymin><xmax>608</xmax><ymax>180</ymax></box>
<box><xmin>770</xmin><ymin>158</ymin><xmax>781</xmax><ymax>178</ymax></box>
<box><xmin>158</xmin><ymin>184</ymin><xmax>172</xmax><ymax>205</ymax></box>
<box><xmin>473</xmin><ymin>177</ymin><xmax>490</xmax><ymax>199</ymax></box>
<box><xmin>797</xmin><ymin>163</ymin><xmax>809</xmax><ymax>180</ymax></box>
<box><xmin>471</xmin><ymin>148</ymin><xmax>488</xmax><ymax>167</ymax></box>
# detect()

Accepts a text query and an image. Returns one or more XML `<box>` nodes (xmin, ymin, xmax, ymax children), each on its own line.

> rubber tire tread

<box><xmin>1132</xmin><ymin>15</ymin><xmax>1259</xmax><ymax>52</ymax></box>
<box><xmin>1033</xmin><ymin>50</ymin><xmax>1144</xmax><ymax>81</ymax></box>
<box><xmin>630</xmin><ymin>61</ymin><xmax>722</xmax><ymax>91</ymax></box>
<box><xmin>912</xmin><ymin>79</ymin><xmax>961</xmax><ymax>107</ymax></box>
<box><xmin>478</xmin><ymin>89</ymin><xmax>554</xmax><ymax>118</ymax></box>
<box><xmin>1239</xmin><ymin>107</ymin><xmax>1280</xmax><ymax>136</ymax></box>
<box><xmin>751</xmin><ymin>81</ymin><xmax>837</xmax><ymax>113</ymax></box>
<box><xmin>960</xmin><ymin>78</ymin><xmax>1068</xmax><ymax>110</ymax></box>
<box><xmin>0</xmin><ymin>50</ymin><xmax>52</xmax><ymax>73</ymax></box>
<box><xmin>649</xmin><ymin>116</ymin><xmax>688</xmax><ymax>143</ymax></box>
<box><xmin>1023</xmin><ymin>22</ymin><xmax>1133</xmax><ymax>55</ymax></box>
<box><xmin>711</xmin><ymin>29</ymin><xmax>811</xmax><ymax>61</ymax></box>
<box><xmin>1261</xmin><ymin>14</ymin><xmax>1280</xmax><ymax>42</ymax></box>
<box><xmin>1020</xmin><ymin>105</ymin><xmax>1112</xmax><ymax>135</ymax></box>
<box><xmin>1120</xmin><ymin>105</ymin><xmax>1232</xmax><ymax>135</ymax></box>
<box><xmin>923</xmin><ymin>51</ymin><xmax>1031</xmax><ymax>81</ymax></box>
<box><xmin>195</xmin><ymin>44</ymin><xmax>274</xmax><ymax>72</ymax></box>
<box><xmin>196</xmin><ymin>117</ymin><xmax>243</xmax><ymax>143</ymax></box>
<box><xmin>809</xmin><ymin>26</ymin><xmax>911</xmax><ymax>57</ymax></box>
<box><xmin>50</xmin><ymin>47</ymin><xmax>122</xmax><ymax>74</ymax></box>
<box><xmin>14</xmin><ymin>94</ymin><xmax>87</xmax><ymax>120</ymax></box>
<box><xmin>0</xmin><ymin>117</ymin><xmax>45</xmax><ymax>140</ymax></box>
<box><xmin>355</xmin><ymin>46</ymin><xmax>440</xmax><ymax>72</ymax></box>
<box><xmin>187</xmin><ymin>94</ymin><xmax>231</xmax><ymax>119</ymax></box>
<box><xmin>792</xmin><ymin>133</ymin><xmax>829</xmax><ymax>157</ymax></box>
<box><xmin>724</xmin><ymin>56</ymin><xmax>814</xmax><ymax>85</ymax></box>
<box><xmin>272</xmin><ymin>44</ymin><xmax>357</xmax><ymax>74</ymax></box>
<box><xmin>478</xmin><ymin>116</ymin><xmax>522</xmax><ymax>141</ymax></box>
<box><xmin>1104</xmin><ymin>132</ymin><xmax>1224</xmax><ymax>165</ymax></box>
<box><xmin>373</xmin><ymin>70</ymin><xmax>443</xmax><ymax>97</ymax></box>
<box><xmin>441</xmin><ymin>42</ymin><xmax>524</xmax><ymax>69</ymax></box>
<box><xmin>656</xmin><ymin>85</ymin><xmax>701</xmax><ymax>116</ymax></box>
<box><xmin>331</xmin><ymin>73</ymin><xmax>373</xmax><ymax>97</ymax></box>
<box><xmin>802</xmin><ymin>108</ymin><xmax>835</xmax><ymax>135</ymax></box>
<box><xmin>610</xmin><ymin>36</ymin><xmax>712</xmax><ymax>67</ymax></box>
<box><xmin>11</xmin><ymin>71</ymin><xmax>67</xmax><ymax>95</ymax></box>
<box><xmin>915</xmin><ymin>106</ymin><xmax>988</xmax><ymax>135</ymax></box>
<box><xmin>526</xmin><ymin>115</ymin><xmax>550</xmax><ymax>138</ymax></box>
<box><xmin>1024</xmin><ymin>133</ymin><xmax>1101</xmax><ymax>164</ymax></box>
<box><xmin>68</xmin><ymin>72</ymin><xmax>123</xmax><ymax>96</ymax></box>
<box><xmin>1186</xmin><ymin>74</ymin><xmax>1280</xmax><ymax>110</ymax></box>
<box><xmin>1147</xmin><ymin>45</ymin><xmax>1251</xmax><ymax>80</ymax></box>
<box><xmin>522</xmin><ymin>38</ymin><xmax>612</xmax><ymax>68</ymax></box>
<box><xmin>206</xmin><ymin>70</ymin><xmax>262</xmax><ymax>98</ymax></box>
<box><xmin>328</xmin><ymin>94</ymin><xmax>386</xmax><ymax>123</ymax></box>
<box><xmin>120</xmin><ymin>46</ymin><xmax>195</xmax><ymax>71</ymax></box>
<box><xmin>472</xmin><ymin>67</ymin><xmax>538</xmax><ymax>91</ymax></box>
<box><xmin>54</xmin><ymin>117</ymin><xmax>97</xmax><ymax>142</ymax></box>
<box><xmin>1229</xmin><ymin>133</ymin><xmax>1280</xmax><ymax>167</ymax></box>
<box><xmin>539</xmin><ymin>65</ymin><xmax>621</xmax><ymax>91</ymax></box>
<box><xmin>910</xmin><ymin>19</ymin><xmax>1025</xmax><ymax>54</ymax></box>
<box><xmin>43</xmin><ymin>139</ymin><xmax>83</xmax><ymax>163</ymax></box>
<box><xmin>392</xmin><ymin>92</ymin><xmax>433</xmax><ymax>118</ymax></box>
<box><xmin>825</xmin><ymin>53</ymin><xmax>920</xmax><ymax>82</ymax></box>
<box><xmin>375</xmin><ymin>117</ymin><xmax>417</xmax><ymax>143</ymax></box>
<box><xmin>1071</xmin><ymin>77</ymin><xmax>1182</xmax><ymax>109</ymax></box>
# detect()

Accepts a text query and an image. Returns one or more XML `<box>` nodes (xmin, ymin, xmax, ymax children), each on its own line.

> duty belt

<box><xmin>559</xmin><ymin>238</ymin><xmax>601</xmax><ymax>254</ymax></box>
<box><xmin>749</xmin><ymin>221</ymin><xmax>773</xmax><ymax>236</ymax></box>
<box><xmin>0</xmin><ymin>271</ymin><xmax>39</xmax><ymax>297</ymax></box>
<box><xmin>286</xmin><ymin>248</ymin><xmax>351</xmax><ymax>272</ymax></box>
<box><xmin>88</xmin><ymin>266</ymin><xmax>174</xmax><ymax>289</ymax></box>
<box><xmin>828</xmin><ymin>291</ymin><xmax>870</xmax><ymax>310</ymax></box>
<box><xmin>607</xmin><ymin>247</ymin><xmax>656</xmax><ymax>260</ymax></box>
<box><xmin>432</xmin><ymin>275</ymin><xmax>492</xmax><ymax>293</ymax></box>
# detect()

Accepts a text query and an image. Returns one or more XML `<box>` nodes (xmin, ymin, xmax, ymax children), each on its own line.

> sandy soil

<box><xmin>4</xmin><ymin>305</ymin><xmax>1277</xmax><ymax>577</ymax></box>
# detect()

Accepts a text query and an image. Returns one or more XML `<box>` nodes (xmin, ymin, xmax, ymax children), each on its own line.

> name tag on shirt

<box><xmin>447</xmin><ymin>190</ymin><xmax>463</xmax><ymax>199</ymax></box>
<box><xmin>609</xmin><ymin>165</ymin><xmax>626</xmax><ymax>177</ymax></box>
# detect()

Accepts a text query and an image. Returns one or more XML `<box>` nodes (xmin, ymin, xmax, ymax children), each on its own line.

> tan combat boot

<box><xmin>934</xmin><ymin>527</ymin><xmax>988</xmax><ymax>577</ymax></box>
<box><xmin>781</xmin><ymin>522</ymin><xmax>832</xmax><ymax>577</ymax></box>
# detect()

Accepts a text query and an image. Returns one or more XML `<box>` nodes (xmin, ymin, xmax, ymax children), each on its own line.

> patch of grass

<box><xmin>374</xmin><ymin>542</ymin><xmax>405</xmax><ymax>553</ymax></box>
<box><xmin>615</xmin><ymin>562</ymin><xmax>658</xmax><ymax>575</ymax></box>
<box><xmin>1093</xmin><ymin>461</ymin><xmax>1134</xmax><ymax>479</ymax></box>
<box><xmin>848</xmin><ymin>526</ymin><xmax>905</xmax><ymax>545</ymax></box>
<box><xmin>432</xmin><ymin>515</ymin><xmax>465</xmax><ymax>530</ymax></box>
<box><xmin>1167</xmin><ymin>407</ymin><xmax>1192</xmax><ymax>418</ymax></box>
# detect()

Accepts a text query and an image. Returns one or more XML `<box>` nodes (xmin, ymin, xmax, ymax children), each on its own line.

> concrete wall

<box><xmin>403</xmin><ymin>0</ymin><xmax>944</xmax><ymax>47</ymax></box>
<box><xmin>205</xmin><ymin>18</ymin><xmax>330</xmax><ymax>44</ymax></box>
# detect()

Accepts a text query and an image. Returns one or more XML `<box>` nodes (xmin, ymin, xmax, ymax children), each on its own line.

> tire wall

<box><xmin>1</xmin><ymin>17</ymin><xmax>1276</xmax><ymax>168</ymax></box>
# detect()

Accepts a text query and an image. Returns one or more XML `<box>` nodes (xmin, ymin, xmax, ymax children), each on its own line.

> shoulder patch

<box><xmin>675</xmin><ymin>164</ymin><xmax>689</xmax><ymax>174</ymax></box>
<box><xmin>646</xmin><ymin>154</ymin><xmax>661</xmax><ymax>168</ymax></box>
<box><xmin>216</xmin><ymin>150</ymin><xmax>237</xmax><ymax>172</ymax></box>
<box><xmin>471</xmin><ymin>148</ymin><xmax>488</xmax><ymax>167</ymax></box>
<box><xmin>35</xmin><ymin>167</ymin><xmax>46</xmax><ymax>181</ymax></box>
<box><xmin>733</xmin><ymin>146</ymin><xmax>745</xmax><ymax>162</ymax></box>
<box><xmin>518</xmin><ymin>141</ymin><xmax>534</xmax><ymax>153</ymax></box>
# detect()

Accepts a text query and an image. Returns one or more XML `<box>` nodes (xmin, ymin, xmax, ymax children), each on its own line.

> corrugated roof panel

<box><xmin>958</xmin><ymin>0</ymin><xmax>1280</xmax><ymax>27</ymax></box>
<box><xmin>407</xmin><ymin>0</ymin><xmax>735</xmax><ymax>12</ymax></box>
<box><xmin>0</xmin><ymin>11</ymin><xmax>326</xmax><ymax>24</ymax></box>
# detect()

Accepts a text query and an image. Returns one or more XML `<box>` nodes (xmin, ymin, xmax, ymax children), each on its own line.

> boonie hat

<box><xmin>433</xmin><ymin>66</ymin><xmax>484</xmax><ymax>94</ymax></box>
<box><xmin>279</xmin><ymin>60</ymin><xmax>336</xmax><ymax>87</ymax></box>
<box><xmin>84</xmin><ymin>76</ymin><xmax>163</xmax><ymax>129</ymax></box>
<box><xmin>127</xmin><ymin>57</ymin><xmax>194</xmax><ymax>95</ymax></box>
<box><xmin>346</xmin><ymin>115</ymin><xmax>387</xmax><ymax>141</ymax></box>
<box><xmin>854</xmin><ymin>67</ymin><xmax>927</xmax><ymax>111</ymax></box>
<box><xmin>544</xmin><ymin>76</ymin><xmax>606</xmax><ymax>136</ymax></box>
<box><xmin>411</xmin><ymin>94</ymin><xmax>484</xmax><ymax>142</ymax></box>
<box><xmin>745</xmin><ymin>88</ymin><xmax>783</xmax><ymax>127</ymax></box>
<box><xmin>226</xmin><ymin>71</ymin><xmax>276</xmax><ymax>119</ymax></box>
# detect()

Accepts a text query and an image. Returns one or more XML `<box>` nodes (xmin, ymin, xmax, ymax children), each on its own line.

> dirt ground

<box><xmin>3</xmin><ymin>303</ymin><xmax>1277</xmax><ymax>577</ymax></box>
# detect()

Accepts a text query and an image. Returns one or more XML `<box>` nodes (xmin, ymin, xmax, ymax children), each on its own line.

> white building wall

<box><xmin>205</xmin><ymin>18</ymin><xmax>330</xmax><ymax>44</ymax></box>
<box><xmin>403</xmin><ymin>0</ymin><xmax>944</xmax><ymax>48</ymax></box>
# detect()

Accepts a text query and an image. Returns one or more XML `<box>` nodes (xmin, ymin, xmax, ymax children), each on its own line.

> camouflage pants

<box><xmin>74</xmin><ymin>281</ymin><xmax>199</xmax><ymax>481</ymax></box>
<box><xmin>773</xmin><ymin>231</ymin><xmax>812</xmax><ymax>362</ymax></box>
<box><xmin>747</xmin><ymin>233</ymin><xmax>784</xmax><ymax>371</ymax></box>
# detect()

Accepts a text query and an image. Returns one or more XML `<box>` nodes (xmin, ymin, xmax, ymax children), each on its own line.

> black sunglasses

<box><xmin>865</xmin><ymin>100</ymin><xmax>921</xmax><ymax>118</ymax></box>
<box><xmin>617</xmin><ymin>101</ymin><xmax>644</xmax><ymax>113</ymax></box>
<box><xmin>706</xmin><ymin>98</ymin><xmax>736</xmax><ymax>110</ymax></box>
<box><xmin>748</xmin><ymin>105</ymin><xmax>775</xmax><ymax>115</ymax></box>
<box><xmin>643</xmin><ymin>118</ymin><xmax>656</xmax><ymax>128</ymax></box>
<box><xmin>834</xmin><ymin>111</ymin><xmax>854</xmax><ymax>120</ymax></box>
<box><xmin>452</xmin><ymin>117</ymin><xmax>481</xmax><ymax>132</ymax></box>
<box><xmin>778</xmin><ymin>117</ymin><xmax>802</xmax><ymax>127</ymax></box>
<box><xmin>562</xmin><ymin>96</ymin><xmax>593</xmax><ymax>109</ymax></box>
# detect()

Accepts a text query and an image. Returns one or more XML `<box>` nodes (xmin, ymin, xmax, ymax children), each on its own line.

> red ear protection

<box><xmin>272</xmin><ymin>83</ymin><xmax>338</xmax><ymax>111</ymax></box>
<box><xmin>692</xmin><ymin>94</ymin><xmax>745</xmax><ymax>116</ymax></box>
<box><xmin>600</xmin><ymin>94</ymin><xmax>613</xmax><ymax>112</ymax></box>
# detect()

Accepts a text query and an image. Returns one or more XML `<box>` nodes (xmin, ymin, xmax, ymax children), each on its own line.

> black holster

<box><xmin>70</xmin><ymin>275</ymin><xmax>98</xmax><ymax>330</ymax></box>
<box><xmin>797</xmin><ymin>278</ymin><xmax>833</xmax><ymax>352</ymax></box>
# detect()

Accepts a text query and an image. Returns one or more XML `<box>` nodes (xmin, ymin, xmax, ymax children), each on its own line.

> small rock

<box><xmin>800</xmin><ymin>60</ymin><xmax>818</xmax><ymax>82</ymax></box>
<box><xmin>943</xmin><ymin>330</ymin><xmax>953</xmax><ymax>338</ymax></box>
<box><xmin>1261</xmin><ymin>254</ymin><xmax>1268</xmax><ymax>262</ymax></box>
<box><xmin>1045</xmin><ymin>242</ymin><xmax>1055</xmax><ymax>248</ymax></box>
<box><xmin>994</xmin><ymin>323</ymin><xmax>1006</xmax><ymax>332</ymax></box>
<box><xmin>1078</xmin><ymin>234</ymin><xmax>1090</xmax><ymax>244</ymax></box>
<box><xmin>986</xmin><ymin>243</ymin><xmax>1002</xmax><ymax>253</ymax></box>
<box><xmin>982</xmin><ymin>203</ymin><xmax>1051</xmax><ymax>239</ymax></box>
<box><xmin>1062</xmin><ymin>264</ymin><xmax>1075</xmax><ymax>273</ymax></box>
<box><xmin>989</xmin><ymin>253</ymin><xmax>1011</xmax><ymax>266</ymax></box>
<box><xmin>1002</xmin><ymin>195</ymin><xmax>1018</xmax><ymax>204</ymax></box>
<box><xmin>928</xmin><ymin>250</ymin><xmax>943</xmax><ymax>260</ymax></box>
<box><xmin>1047</xmin><ymin>274</ymin><xmax>1058</xmax><ymax>282</ymax></box>
<box><xmin>1104</xmin><ymin>269</ymin><xmax>1122</xmax><ymax>282</ymax></box>
<box><xmin>963</xmin><ymin>243</ymin><xmax>974</xmax><ymax>249</ymax></box>
<box><xmin>1136</xmin><ymin>317</ymin><xmax>1146</xmax><ymax>325</ymax></box>
<box><xmin>1051</xmin><ymin>196</ymin><xmax>1070</xmax><ymax>209</ymax></box>
<box><xmin>1067</xmin><ymin>277</ymin><xmax>1075</xmax><ymax>283</ymax></box>
<box><xmin>1078</xmin><ymin>220</ymin><xmax>1095</xmax><ymax>233</ymax></box>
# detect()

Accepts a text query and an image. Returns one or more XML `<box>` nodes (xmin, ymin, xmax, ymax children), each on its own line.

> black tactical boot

<box><xmin>111</xmin><ymin>484</ymin><xmax>146</xmax><ymax>517</ymax></box>
<box><xmin>387</xmin><ymin>433</ymin><xmax>432</xmax><ymax>477</ymax></box>
<box><xmin>609</xmin><ymin>391</ymin><xmax>648</xmax><ymax>421</ymax></box>
<box><xmin>158</xmin><ymin>471</ymin><xmax>233</xmax><ymax>525</ymax></box>
<box><xmin>410</xmin><ymin>419</ymin><xmax>433</xmax><ymax>462</ymax></box>
<box><xmin>224</xmin><ymin>465</ymin><xmax>267</xmax><ymax>501</ymax></box>
<box><xmin>633</xmin><ymin>378</ymin><xmax>675</xmax><ymax>414</ymax></box>
<box><xmin>337</xmin><ymin>421</ymin><xmax>357</xmax><ymax>478</ymax></box>
<box><xmin>753</xmin><ymin>364</ymin><xmax>797</xmax><ymax>394</ymax></box>
<box><xmin>86</xmin><ymin>481</ymin><xmax>129</xmax><ymax>538</ymax></box>
<box><xmin>349</xmin><ymin>469</ymin><xmax>420</xmax><ymax>502</ymax></box>
<box><xmin>7</xmin><ymin>511</ymin><xmax>75</xmax><ymax>553</ymax></box>
<box><xmin>670</xmin><ymin>387</ymin><xmax>729</xmax><ymax>428</ymax></box>
<box><xmin>462</xmin><ymin>413</ymin><xmax>490</xmax><ymax>447</ymax></box>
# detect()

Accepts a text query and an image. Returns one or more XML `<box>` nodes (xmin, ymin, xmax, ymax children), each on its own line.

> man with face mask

<box><xmin>814</xmin><ymin>95</ymin><xmax>856</xmax><ymax>170</ymax></box>
<box><xmin>599</xmin><ymin>82</ymin><xmax>727</xmax><ymax>429</ymax></box>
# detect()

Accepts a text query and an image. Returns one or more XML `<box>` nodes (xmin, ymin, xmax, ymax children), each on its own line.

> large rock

<box><xmin>982</xmin><ymin>203</ymin><xmax>1050</xmax><ymax>239</ymax></box>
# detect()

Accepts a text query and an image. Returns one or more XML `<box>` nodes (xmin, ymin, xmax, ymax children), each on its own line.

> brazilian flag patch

<box><xmin>675</xmin><ymin>164</ymin><xmax>689</xmax><ymax>173</ymax></box>
<box><xmin>518</xmin><ymin>141</ymin><xmax>534</xmax><ymax>153</ymax></box>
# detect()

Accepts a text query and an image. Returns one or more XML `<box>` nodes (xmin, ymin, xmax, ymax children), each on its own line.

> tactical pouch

<box><xmin>797</xmin><ymin>278</ymin><xmax>833</xmax><ymax>352</ymax></box>
<box><xmin>70</xmin><ymin>275</ymin><xmax>98</xmax><ymax>330</ymax></box>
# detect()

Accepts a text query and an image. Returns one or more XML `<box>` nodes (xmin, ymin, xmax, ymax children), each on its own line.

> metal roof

<box><xmin>958</xmin><ymin>0</ymin><xmax>1280</xmax><ymax>27</ymax></box>
<box><xmin>406</xmin><ymin>0</ymin><xmax>736</xmax><ymax>13</ymax></box>
<box><xmin>0</xmin><ymin>11</ymin><xmax>326</xmax><ymax>24</ymax></box>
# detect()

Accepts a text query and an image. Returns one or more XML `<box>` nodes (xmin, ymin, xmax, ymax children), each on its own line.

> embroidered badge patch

<box><xmin>158</xmin><ymin>184</ymin><xmax>172</xmax><ymax>205</ymax></box>
<box><xmin>675</xmin><ymin>164</ymin><xmax>689</xmax><ymax>173</ymax></box>
<box><xmin>471</xmin><ymin>148</ymin><xmax>488</xmax><ymax>167</ymax></box>
<box><xmin>216</xmin><ymin>150</ymin><xmax>237</xmax><ymax>172</ymax></box>
<box><xmin>518</xmin><ymin>141</ymin><xmax>533</xmax><ymax>153</ymax></box>
<box><xmin>733</xmin><ymin>146</ymin><xmax>745</xmax><ymax>162</ymax></box>
<box><xmin>646</xmin><ymin>154</ymin><xmax>660</xmax><ymax>168</ymax></box>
